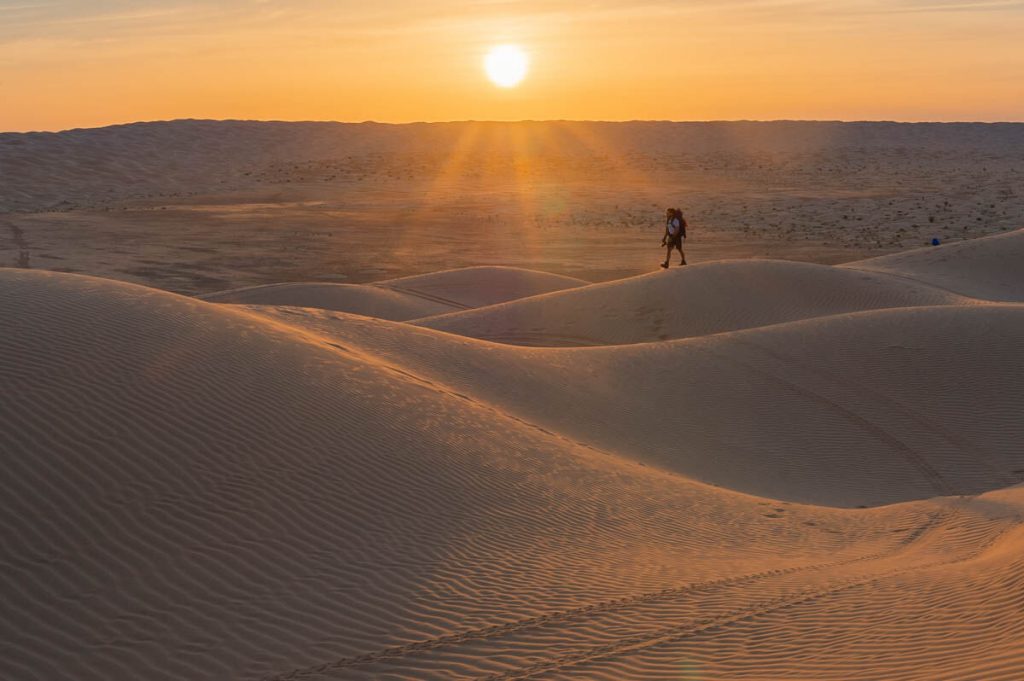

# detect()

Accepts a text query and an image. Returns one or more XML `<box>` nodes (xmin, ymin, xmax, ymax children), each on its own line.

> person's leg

<box><xmin>661</xmin><ymin>243</ymin><xmax>671</xmax><ymax>268</ymax></box>
<box><xmin>677</xmin><ymin>243</ymin><xmax>687</xmax><ymax>265</ymax></box>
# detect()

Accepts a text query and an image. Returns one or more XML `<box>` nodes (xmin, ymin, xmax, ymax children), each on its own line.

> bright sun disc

<box><xmin>485</xmin><ymin>45</ymin><xmax>528</xmax><ymax>88</ymax></box>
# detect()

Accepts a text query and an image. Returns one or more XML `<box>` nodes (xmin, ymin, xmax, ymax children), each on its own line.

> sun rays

<box><xmin>398</xmin><ymin>121</ymin><xmax>665</xmax><ymax>266</ymax></box>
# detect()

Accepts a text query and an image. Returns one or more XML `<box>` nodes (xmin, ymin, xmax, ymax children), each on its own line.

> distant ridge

<box><xmin>7</xmin><ymin>117</ymin><xmax>1024</xmax><ymax>137</ymax></box>
<box><xmin>4</xmin><ymin>119</ymin><xmax>1024</xmax><ymax>211</ymax></box>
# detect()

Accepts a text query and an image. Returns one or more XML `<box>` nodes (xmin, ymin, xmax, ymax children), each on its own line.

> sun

<box><xmin>485</xmin><ymin>45</ymin><xmax>529</xmax><ymax>88</ymax></box>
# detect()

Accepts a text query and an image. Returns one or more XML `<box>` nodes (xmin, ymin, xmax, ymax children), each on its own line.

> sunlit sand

<box><xmin>4</xmin><ymin>121</ymin><xmax>1022</xmax><ymax>295</ymax></box>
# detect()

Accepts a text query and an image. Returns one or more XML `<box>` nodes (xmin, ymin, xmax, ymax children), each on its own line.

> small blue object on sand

<box><xmin>932</xmin><ymin>238</ymin><xmax>941</xmax><ymax>246</ymax></box>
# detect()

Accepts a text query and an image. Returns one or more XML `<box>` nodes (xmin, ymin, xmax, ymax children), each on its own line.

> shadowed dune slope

<box><xmin>4</xmin><ymin>268</ymin><xmax>1024</xmax><ymax>680</ymax></box>
<box><xmin>199</xmin><ymin>282</ymin><xmax>458</xmax><ymax>320</ymax></box>
<box><xmin>414</xmin><ymin>259</ymin><xmax>974</xmax><ymax>346</ymax></box>
<box><xmin>376</xmin><ymin>265</ymin><xmax>589</xmax><ymax>309</ymax></box>
<box><xmin>256</xmin><ymin>303</ymin><xmax>1024</xmax><ymax>508</ymax></box>
<box><xmin>845</xmin><ymin>227</ymin><xmax>1024</xmax><ymax>302</ymax></box>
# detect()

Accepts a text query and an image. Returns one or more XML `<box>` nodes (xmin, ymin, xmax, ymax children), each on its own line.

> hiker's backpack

<box><xmin>676</xmin><ymin>209</ymin><xmax>687</xmax><ymax>238</ymax></box>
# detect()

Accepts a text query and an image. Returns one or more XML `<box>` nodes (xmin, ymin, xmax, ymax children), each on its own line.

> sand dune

<box><xmin>255</xmin><ymin>303</ymin><xmax>1024</xmax><ymax>507</ymax></box>
<box><xmin>376</xmin><ymin>266</ymin><xmax>589</xmax><ymax>309</ymax></box>
<box><xmin>845</xmin><ymin>227</ymin><xmax>1024</xmax><ymax>302</ymax></box>
<box><xmin>200</xmin><ymin>267</ymin><xmax>586</xmax><ymax>321</ymax></box>
<box><xmin>0</xmin><ymin>267</ymin><xmax>938</xmax><ymax>680</ymax></box>
<box><xmin>3</xmin><ymin>236</ymin><xmax>1024</xmax><ymax>679</ymax></box>
<box><xmin>414</xmin><ymin>258</ymin><xmax>975</xmax><ymax>346</ymax></box>
<box><xmin>199</xmin><ymin>281</ymin><xmax>459</xmax><ymax>320</ymax></box>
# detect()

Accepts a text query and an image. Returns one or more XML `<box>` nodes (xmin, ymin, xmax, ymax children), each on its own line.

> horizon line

<box><xmin>5</xmin><ymin>117</ymin><xmax>1024</xmax><ymax>136</ymax></box>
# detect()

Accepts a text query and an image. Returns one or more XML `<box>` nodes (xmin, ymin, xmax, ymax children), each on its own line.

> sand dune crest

<box><xmin>199</xmin><ymin>281</ymin><xmax>458</xmax><ymax>320</ymax></box>
<box><xmin>846</xmin><ymin>227</ymin><xmax>1024</xmax><ymax>302</ymax></box>
<box><xmin>200</xmin><ymin>266</ymin><xmax>587</xmax><ymax>320</ymax></box>
<box><xmin>414</xmin><ymin>258</ymin><xmax>975</xmax><ymax>346</ymax></box>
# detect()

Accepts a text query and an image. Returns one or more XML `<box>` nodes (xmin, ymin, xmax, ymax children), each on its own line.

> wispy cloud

<box><xmin>3</xmin><ymin>0</ymin><xmax>1021</xmax><ymax>45</ymax></box>
<box><xmin>883</xmin><ymin>0</ymin><xmax>1024</xmax><ymax>11</ymax></box>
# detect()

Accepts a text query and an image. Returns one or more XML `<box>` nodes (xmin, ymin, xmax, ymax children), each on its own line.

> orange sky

<box><xmin>2</xmin><ymin>1</ymin><xmax>1023</xmax><ymax>132</ymax></box>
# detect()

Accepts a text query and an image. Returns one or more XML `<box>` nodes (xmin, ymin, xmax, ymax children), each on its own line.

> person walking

<box><xmin>660</xmin><ymin>208</ymin><xmax>687</xmax><ymax>268</ymax></box>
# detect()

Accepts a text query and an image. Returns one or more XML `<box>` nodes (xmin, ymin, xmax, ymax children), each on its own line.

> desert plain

<box><xmin>2</xmin><ymin>120</ymin><xmax>1024</xmax><ymax>680</ymax></box>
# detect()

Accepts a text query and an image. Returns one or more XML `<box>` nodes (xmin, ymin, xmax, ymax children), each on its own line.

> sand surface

<box><xmin>3</xmin><ymin>120</ymin><xmax>1023</xmax><ymax>293</ymax></box>
<box><xmin>2</xmin><ymin>224</ymin><xmax>1024</xmax><ymax>679</ymax></box>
